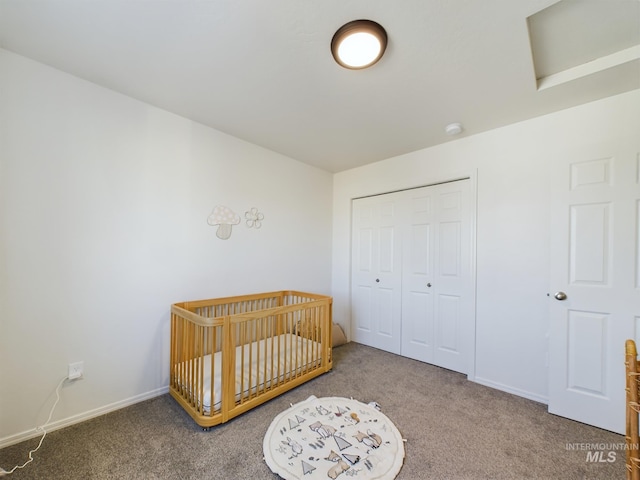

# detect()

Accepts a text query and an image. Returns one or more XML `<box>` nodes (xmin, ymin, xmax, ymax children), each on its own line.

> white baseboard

<box><xmin>472</xmin><ymin>376</ymin><xmax>549</xmax><ymax>405</ymax></box>
<box><xmin>0</xmin><ymin>386</ymin><xmax>169</xmax><ymax>450</ymax></box>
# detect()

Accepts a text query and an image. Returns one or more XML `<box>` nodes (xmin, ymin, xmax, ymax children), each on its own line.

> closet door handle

<box><xmin>375</xmin><ymin>278</ymin><xmax>380</xmax><ymax>283</ymax></box>
<box><xmin>427</xmin><ymin>283</ymin><xmax>432</xmax><ymax>288</ymax></box>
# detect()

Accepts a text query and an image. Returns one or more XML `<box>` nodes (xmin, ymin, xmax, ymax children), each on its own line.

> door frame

<box><xmin>348</xmin><ymin>171</ymin><xmax>478</xmax><ymax>381</ymax></box>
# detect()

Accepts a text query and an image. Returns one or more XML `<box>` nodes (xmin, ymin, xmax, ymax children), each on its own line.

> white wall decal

<box><xmin>245</xmin><ymin>207</ymin><xmax>264</xmax><ymax>229</ymax></box>
<box><xmin>207</xmin><ymin>205</ymin><xmax>241</xmax><ymax>239</ymax></box>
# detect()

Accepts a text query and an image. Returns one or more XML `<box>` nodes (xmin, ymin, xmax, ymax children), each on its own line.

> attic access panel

<box><xmin>527</xmin><ymin>0</ymin><xmax>640</xmax><ymax>90</ymax></box>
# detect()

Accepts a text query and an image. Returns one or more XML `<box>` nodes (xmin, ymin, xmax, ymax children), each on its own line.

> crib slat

<box><xmin>249</xmin><ymin>320</ymin><xmax>253</xmax><ymax>397</ymax></box>
<box><xmin>239</xmin><ymin>321</ymin><xmax>246</xmax><ymax>406</ymax></box>
<box><xmin>214</xmin><ymin>327</ymin><xmax>220</xmax><ymax>417</ymax></box>
<box><xmin>222</xmin><ymin>314</ymin><xmax>234</xmax><ymax>423</ymax></box>
<box><xmin>276</xmin><ymin>318</ymin><xmax>282</xmax><ymax>387</ymax></box>
<box><xmin>261</xmin><ymin>319</ymin><xmax>267</xmax><ymax>396</ymax></box>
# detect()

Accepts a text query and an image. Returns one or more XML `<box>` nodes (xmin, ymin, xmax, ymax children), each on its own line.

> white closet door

<box><xmin>401</xmin><ymin>180</ymin><xmax>473</xmax><ymax>374</ymax></box>
<box><xmin>400</xmin><ymin>187</ymin><xmax>436</xmax><ymax>363</ymax></box>
<box><xmin>351</xmin><ymin>193</ymin><xmax>402</xmax><ymax>354</ymax></box>
<box><xmin>548</xmin><ymin>141</ymin><xmax>640</xmax><ymax>434</ymax></box>
<box><xmin>351</xmin><ymin>179</ymin><xmax>473</xmax><ymax>374</ymax></box>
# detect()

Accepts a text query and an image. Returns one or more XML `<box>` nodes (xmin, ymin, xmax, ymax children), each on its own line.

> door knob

<box><xmin>427</xmin><ymin>283</ymin><xmax>432</xmax><ymax>288</ymax></box>
<box><xmin>554</xmin><ymin>291</ymin><xmax>567</xmax><ymax>301</ymax></box>
<box><xmin>375</xmin><ymin>278</ymin><xmax>380</xmax><ymax>283</ymax></box>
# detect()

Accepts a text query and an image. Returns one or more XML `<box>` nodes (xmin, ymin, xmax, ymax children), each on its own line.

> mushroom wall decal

<box><xmin>207</xmin><ymin>205</ymin><xmax>241</xmax><ymax>240</ymax></box>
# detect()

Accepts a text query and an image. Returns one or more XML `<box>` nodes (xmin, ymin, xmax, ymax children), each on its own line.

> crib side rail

<box><xmin>170</xmin><ymin>306</ymin><xmax>227</xmax><ymax>427</ymax></box>
<box><xmin>221</xmin><ymin>297</ymin><xmax>332</xmax><ymax>421</ymax></box>
<box><xmin>176</xmin><ymin>290</ymin><xmax>331</xmax><ymax>319</ymax></box>
<box><xmin>175</xmin><ymin>291</ymin><xmax>288</xmax><ymax>318</ymax></box>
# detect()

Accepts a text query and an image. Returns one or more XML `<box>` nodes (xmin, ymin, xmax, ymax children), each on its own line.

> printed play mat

<box><xmin>263</xmin><ymin>396</ymin><xmax>405</xmax><ymax>479</ymax></box>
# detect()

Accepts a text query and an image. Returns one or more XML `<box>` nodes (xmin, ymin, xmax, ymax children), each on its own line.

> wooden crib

<box><xmin>626</xmin><ymin>339</ymin><xmax>640</xmax><ymax>479</ymax></box>
<box><xmin>170</xmin><ymin>291</ymin><xmax>332</xmax><ymax>428</ymax></box>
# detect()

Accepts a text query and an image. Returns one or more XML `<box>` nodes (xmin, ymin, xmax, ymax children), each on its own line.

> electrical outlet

<box><xmin>68</xmin><ymin>361</ymin><xmax>84</xmax><ymax>380</ymax></box>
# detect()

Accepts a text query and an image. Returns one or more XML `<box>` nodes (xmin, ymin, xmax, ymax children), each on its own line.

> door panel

<box><xmin>437</xmin><ymin>294</ymin><xmax>460</xmax><ymax>352</ymax></box>
<box><xmin>432</xmin><ymin>182</ymin><xmax>472</xmax><ymax>373</ymax></box>
<box><xmin>637</xmin><ymin>199</ymin><xmax>640</xmax><ymax>289</ymax></box>
<box><xmin>358</xmin><ymin>228</ymin><xmax>373</xmax><ymax>272</ymax></box>
<box><xmin>405</xmin><ymin>291</ymin><xmax>431</xmax><ymax>347</ymax></box>
<box><xmin>549</xmin><ymin>141</ymin><xmax>640</xmax><ymax>434</ymax></box>
<box><xmin>379</xmin><ymin>225</ymin><xmax>395</xmax><ymax>273</ymax></box>
<box><xmin>567</xmin><ymin>310</ymin><xmax>608</xmax><ymax>396</ymax></box>
<box><xmin>439</xmin><ymin>221</ymin><xmax>461</xmax><ymax>277</ymax></box>
<box><xmin>401</xmin><ymin>188</ymin><xmax>436</xmax><ymax>363</ymax></box>
<box><xmin>353</xmin><ymin>286</ymin><xmax>373</xmax><ymax>333</ymax></box>
<box><xmin>401</xmin><ymin>180</ymin><xmax>472</xmax><ymax>373</ymax></box>
<box><xmin>569</xmin><ymin>203</ymin><xmax>611</xmax><ymax>285</ymax></box>
<box><xmin>377</xmin><ymin>287</ymin><xmax>396</xmax><ymax>338</ymax></box>
<box><xmin>410</xmin><ymin>224</ymin><xmax>430</xmax><ymax>275</ymax></box>
<box><xmin>351</xmin><ymin>194</ymin><xmax>402</xmax><ymax>354</ymax></box>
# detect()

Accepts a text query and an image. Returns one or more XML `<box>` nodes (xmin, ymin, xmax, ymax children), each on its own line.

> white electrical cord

<box><xmin>0</xmin><ymin>376</ymin><xmax>68</xmax><ymax>476</ymax></box>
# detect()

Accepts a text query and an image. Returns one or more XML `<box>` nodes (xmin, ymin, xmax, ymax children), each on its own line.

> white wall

<box><xmin>332</xmin><ymin>88</ymin><xmax>640</xmax><ymax>403</ymax></box>
<box><xmin>0</xmin><ymin>49</ymin><xmax>333</xmax><ymax>446</ymax></box>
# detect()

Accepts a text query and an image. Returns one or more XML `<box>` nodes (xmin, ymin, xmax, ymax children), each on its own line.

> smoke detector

<box><xmin>445</xmin><ymin>123</ymin><xmax>463</xmax><ymax>136</ymax></box>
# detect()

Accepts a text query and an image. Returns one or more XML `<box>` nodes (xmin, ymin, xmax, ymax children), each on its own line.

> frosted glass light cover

<box><xmin>337</xmin><ymin>32</ymin><xmax>382</xmax><ymax>68</ymax></box>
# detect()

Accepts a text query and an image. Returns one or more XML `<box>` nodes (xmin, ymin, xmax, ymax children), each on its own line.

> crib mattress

<box><xmin>178</xmin><ymin>333</ymin><xmax>322</xmax><ymax>413</ymax></box>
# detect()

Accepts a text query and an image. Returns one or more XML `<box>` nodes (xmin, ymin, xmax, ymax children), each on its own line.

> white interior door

<box><xmin>401</xmin><ymin>180</ymin><xmax>473</xmax><ymax>374</ymax></box>
<box><xmin>351</xmin><ymin>193</ymin><xmax>402</xmax><ymax>354</ymax></box>
<box><xmin>548</xmin><ymin>141</ymin><xmax>640</xmax><ymax>434</ymax></box>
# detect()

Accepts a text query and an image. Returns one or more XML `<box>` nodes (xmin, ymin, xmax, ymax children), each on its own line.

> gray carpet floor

<box><xmin>0</xmin><ymin>342</ymin><xmax>625</xmax><ymax>479</ymax></box>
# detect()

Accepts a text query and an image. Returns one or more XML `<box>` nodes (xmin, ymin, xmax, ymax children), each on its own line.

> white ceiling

<box><xmin>1</xmin><ymin>0</ymin><xmax>638</xmax><ymax>173</ymax></box>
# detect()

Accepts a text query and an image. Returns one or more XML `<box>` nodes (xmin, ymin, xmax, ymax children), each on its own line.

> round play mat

<box><xmin>263</xmin><ymin>396</ymin><xmax>405</xmax><ymax>480</ymax></box>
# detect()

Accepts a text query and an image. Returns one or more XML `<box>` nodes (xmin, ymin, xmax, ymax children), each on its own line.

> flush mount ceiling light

<box><xmin>331</xmin><ymin>20</ymin><xmax>388</xmax><ymax>69</ymax></box>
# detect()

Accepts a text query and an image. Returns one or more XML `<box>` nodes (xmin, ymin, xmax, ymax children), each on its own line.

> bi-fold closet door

<box><xmin>351</xmin><ymin>179</ymin><xmax>473</xmax><ymax>374</ymax></box>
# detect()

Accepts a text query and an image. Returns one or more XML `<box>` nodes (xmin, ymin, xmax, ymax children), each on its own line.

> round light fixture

<box><xmin>331</xmin><ymin>20</ymin><xmax>387</xmax><ymax>69</ymax></box>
